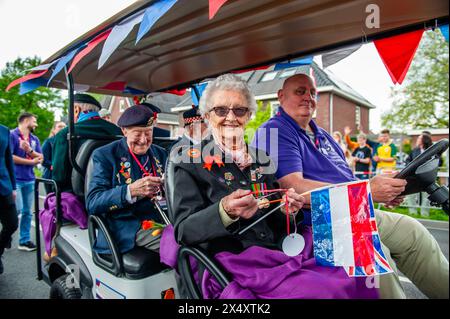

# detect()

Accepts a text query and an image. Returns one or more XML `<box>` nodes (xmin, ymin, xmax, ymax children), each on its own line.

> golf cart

<box><xmin>27</xmin><ymin>0</ymin><xmax>448</xmax><ymax>299</ymax></box>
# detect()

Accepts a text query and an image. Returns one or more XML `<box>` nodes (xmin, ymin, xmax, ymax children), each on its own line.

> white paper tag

<box><xmin>282</xmin><ymin>233</ymin><xmax>305</xmax><ymax>257</ymax></box>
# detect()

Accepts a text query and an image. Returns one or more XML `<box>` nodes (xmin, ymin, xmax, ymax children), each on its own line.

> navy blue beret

<box><xmin>140</xmin><ymin>102</ymin><xmax>162</xmax><ymax>114</ymax></box>
<box><xmin>117</xmin><ymin>104</ymin><xmax>157</xmax><ymax>128</ymax></box>
<box><xmin>74</xmin><ymin>93</ymin><xmax>101</xmax><ymax>109</ymax></box>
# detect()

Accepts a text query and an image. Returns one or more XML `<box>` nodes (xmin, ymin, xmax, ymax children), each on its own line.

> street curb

<box><xmin>416</xmin><ymin>218</ymin><xmax>449</xmax><ymax>230</ymax></box>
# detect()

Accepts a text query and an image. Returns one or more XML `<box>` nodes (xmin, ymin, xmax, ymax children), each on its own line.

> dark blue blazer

<box><xmin>0</xmin><ymin>125</ymin><xmax>16</xmax><ymax>196</ymax></box>
<box><xmin>41</xmin><ymin>136</ymin><xmax>55</xmax><ymax>180</ymax></box>
<box><xmin>86</xmin><ymin>138</ymin><xmax>167</xmax><ymax>254</ymax></box>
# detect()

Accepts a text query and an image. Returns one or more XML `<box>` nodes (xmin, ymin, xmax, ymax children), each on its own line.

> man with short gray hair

<box><xmin>52</xmin><ymin>93</ymin><xmax>123</xmax><ymax>192</ymax></box>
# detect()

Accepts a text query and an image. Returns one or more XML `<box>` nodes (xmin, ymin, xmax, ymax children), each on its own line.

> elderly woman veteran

<box><xmin>170</xmin><ymin>74</ymin><xmax>377</xmax><ymax>299</ymax></box>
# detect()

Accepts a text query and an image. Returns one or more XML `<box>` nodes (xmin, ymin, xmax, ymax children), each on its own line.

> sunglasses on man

<box><xmin>210</xmin><ymin>106</ymin><xmax>249</xmax><ymax>117</ymax></box>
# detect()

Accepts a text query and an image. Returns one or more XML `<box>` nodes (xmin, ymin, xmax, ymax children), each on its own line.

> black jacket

<box><xmin>171</xmin><ymin>137</ymin><xmax>292</xmax><ymax>255</ymax></box>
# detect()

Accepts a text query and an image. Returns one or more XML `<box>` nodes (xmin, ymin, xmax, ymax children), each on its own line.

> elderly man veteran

<box><xmin>86</xmin><ymin>104</ymin><xmax>167</xmax><ymax>254</ymax></box>
<box><xmin>252</xmin><ymin>73</ymin><xmax>449</xmax><ymax>299</ymax></box>
<box><xmin>52</xmin><ymin>94</ymin><xmax>122</xmax><ymax>192</ymax></box>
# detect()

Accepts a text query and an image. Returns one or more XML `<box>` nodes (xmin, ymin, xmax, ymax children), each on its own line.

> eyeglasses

<box><xmin>210</xmin><ymin>106</ymin><xmax>249</xmax><ymax>117</ymax></box>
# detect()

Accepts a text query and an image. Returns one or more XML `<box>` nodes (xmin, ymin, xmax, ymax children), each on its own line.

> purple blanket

<box><xmin>160</xmin><ymin>225</ymin><xmax>378</xmax><ymax>299</ymax></box>
<box><xmin>39</xmin><ymin>192</ymin><xmax>88</xmax><ymax>256</ymax></box>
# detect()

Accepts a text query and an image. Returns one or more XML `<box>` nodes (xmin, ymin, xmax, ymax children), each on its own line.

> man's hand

<box><xmin>19</xmin><ymin>140</ymin><xmax>32</xmax><ymax>153</ymax></box>
<box><xmin>129</xmin><ymin>176</ymin><xmax>162</xmax><ymax>198</ymax></box>
<box><xmin>384</xmin><ymin>196</ymin><xmax>405</xmax><ymax>209</ymax></box>
<box><xmin>32</xmin><ymin>157</ymin><xmax>43</xmax><ymax>165</ymax></box>
<box><xmin>222</xmin><ymin>189</ymin><xmax>259</xmax><ymax>219</ymax></box>
<box><xmin>281</xmin><ymin>188</ymin><xmax>305</xmax><ymax>214</ymax></box>
<box><xmin>373</xmin><ymin>155</ymin><xmax>380</xmax><ymax>162</ymax></box>
<box><xmin>344</xmin><ymin>126</ymin><xmax>352</xmax><ymax>136</ymax></box>
<box><xmin>370</xmin><ymin>174</ymin><xmax>406</xmax><ymax>203</ymax></box>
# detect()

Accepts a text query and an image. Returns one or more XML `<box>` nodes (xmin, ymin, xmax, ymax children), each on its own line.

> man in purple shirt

<box><xmin>10</xmin><ymin>112</ymin><xmax>43</xmax><ymax>252</ymax></box>
<box><xmin>252</xmin><ymin>74</ymin><xmax>448</xmax><ymax>299</ymax></box>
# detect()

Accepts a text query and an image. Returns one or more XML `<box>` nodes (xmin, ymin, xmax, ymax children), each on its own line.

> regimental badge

<box><xmin>256</xmin><ymin>167</ymin><xmax>263</xmax><ymax>180</ymax></box>
<box><xmin>124</xmin><ymin>162</ymin><xmax>131</xmax><ymax>168</ymax></box>
<box><xmin>250</xmin><ymin>170</ymin><xmax>257</xmax><ymax>182</ymax></box>
<box><xmin>187</xmin><ymin>148</ymin><xmax>201</xmax><ymax>159</ymax></box>
<box><xmin>224</xmin><ymin>172</ymin><xmax>234</xmax><ymax>186</ymax></box>
<box><xmin>154</xmin><ymin>158</ymin><xmax>163</xmax><ymax>176</ymax></box>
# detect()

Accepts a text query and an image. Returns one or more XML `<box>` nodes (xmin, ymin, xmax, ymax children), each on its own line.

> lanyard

<box><xmin>128</xmin><ymin>147</ymin><xmax>158</xmax><ymax>177</ymax></box>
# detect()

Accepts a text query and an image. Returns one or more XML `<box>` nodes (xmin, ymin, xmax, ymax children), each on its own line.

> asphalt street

<box><xmin>0</xmin><ymin>207</ymin><xmax>448</xmax><ymax>299</ymax></box>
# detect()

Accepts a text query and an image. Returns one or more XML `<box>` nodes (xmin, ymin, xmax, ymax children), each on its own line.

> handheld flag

<box><xmin>311</xmin><ymin>180</ymin><xmax>393</xmax><ymax>277</ymax></box>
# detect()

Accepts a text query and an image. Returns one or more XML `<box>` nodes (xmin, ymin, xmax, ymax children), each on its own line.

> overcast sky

<box><xmin>0</xmin><ymin>0</ymin><xmax>398</xmax><ymax>132</ymax></box>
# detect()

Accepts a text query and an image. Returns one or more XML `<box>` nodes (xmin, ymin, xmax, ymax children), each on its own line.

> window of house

<box><xmin>355</xmin><ymin>106</ymin><xmax>361</xmax><ymax>127</ymax></box>
<box><xmin>260</xmin><ymin>71</ymin><xmax>278</xmax><ymax>82</ymax></box>
<box><xmin>280</xmin><ymin>68</ymin><xmax>297</xmax><ymax>78</ymax></box>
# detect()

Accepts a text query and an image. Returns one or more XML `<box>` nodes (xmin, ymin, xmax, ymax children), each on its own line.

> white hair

<box><xmin>76</xmin><ymin>102</ymin><xmax>100</xmax><ymax>112</ymax></box>
<box><xmin>198</xmin><ymin>74</ymin><xmax>257</xmax><ymax>116</ymax></box>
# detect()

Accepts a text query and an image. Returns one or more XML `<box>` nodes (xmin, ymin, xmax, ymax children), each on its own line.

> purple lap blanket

<box><xmin>160</xmin><ymin>225</ymin><xmax>378</xmax><ymax>299</ymax></box>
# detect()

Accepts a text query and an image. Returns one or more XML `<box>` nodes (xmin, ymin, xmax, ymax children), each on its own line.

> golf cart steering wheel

<box><xmin>395</xmin><ymin>139</ymin><xmax>448</xmax><ymax>194</ymax></box>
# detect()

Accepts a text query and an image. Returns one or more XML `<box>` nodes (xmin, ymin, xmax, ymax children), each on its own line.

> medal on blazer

<box><xmin>119</xmin><ymin>162</ymin><xmax>132</xmax><ymax>181</ymax></box>
<box><xmin>224</xmin><ymin>172</ymin><xmax>234</xmax><ymax>186</ymax></box>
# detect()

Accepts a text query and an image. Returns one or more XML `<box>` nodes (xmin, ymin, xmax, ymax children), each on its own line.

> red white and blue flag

<box><xmin>311</xmin><ymin>180</ymin><xmax>393</xmax><ymax>277</ymax></box>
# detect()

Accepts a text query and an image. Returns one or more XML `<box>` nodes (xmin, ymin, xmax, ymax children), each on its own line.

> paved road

<box><xmin>0</xmin><ymin>204</ymin><xmax>448</xmax><ymax>299</ymax></box>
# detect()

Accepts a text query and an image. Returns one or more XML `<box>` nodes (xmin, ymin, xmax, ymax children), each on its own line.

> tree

<box><xmin>0</xmin><ymin>56</ymin><xmax>67</xmax><ymax>143</ymax></box>
<box><xmin>244</xmin><ymin>100</ymin><xmax>273</xmax><ymax>143</ymax></box>
<box><xmin>382</xmin><ymin>30</ymin><xmax>449</xmax><ymax>130</ymax></box>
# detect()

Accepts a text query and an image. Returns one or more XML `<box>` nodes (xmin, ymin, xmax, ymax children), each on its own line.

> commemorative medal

<box><xmin>250</xmin><ymin>169</ymin><xmax>257</xmax><ymax>182</ymax></box>
<box><xmin>282</xmin><ymin>233</ymin><xmax>305</xmax><ymax>257</ymax></box>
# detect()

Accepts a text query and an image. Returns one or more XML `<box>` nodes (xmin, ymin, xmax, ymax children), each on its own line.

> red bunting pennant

<box><xmin>100</xmin><ymin>81</ymin><xmax>127</xmax><ymax>91</ymax></box>
<box><xmin>6</xmin><ymin>69</ymin><xmax>49</xmax><ymax>92</ymax></box>
<box><xmin>68</xmin><ymin>29</ymin><xmax>112</xmax><ymax>74</ymax></box>
<box><xmin>165</xmin><ymin>89</ymin><xmax>187</xmax><ymax>96</ymax></box>
<box><xmin>374</xmin><ymin>29</ymin><xmax>424</xmax><ymax>85</ymax></box>
<box><xmin>209</xmin><ymin>0</ymin><xmax>230</xmax><ymax>20</ymax></box>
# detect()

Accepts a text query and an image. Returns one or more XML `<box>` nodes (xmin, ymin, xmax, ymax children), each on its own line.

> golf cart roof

<box><xmin>44</xmin><ymin>0</ymin><xmax>449</xmax><ymax>95</ymax></box>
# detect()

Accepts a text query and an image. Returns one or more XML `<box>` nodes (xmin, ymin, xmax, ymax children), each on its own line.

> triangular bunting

<box><xmin>136</xmin><ymin>0</ymin><xmax>178</xmax><ymax>44</ymax></box>
<box><xmin>47</xmin><ymin>47</ymin><xmax>84</xmax><ymax>86</ymax></box>
<box><xmin>98</xmin><ymin>9</ymin><xmax>145</xmax><ymax>69</ymax></box>
<box><xmin>274</xmin><ymin>56</ymin><xmax>313</xmax><ymax>70</ymax></box>
<box><xmin>191</xmin><ymin>83</ymin><xmax>208</xmax><ymax>106</ymax></box>
<box><xmin>209</xmin><ymin>0</ymin><xmax>230</xmax><ymax>20</ymax></box>
<box><xmin>99</xmin><ymin>81</ymin><xmax>127</xmax><ymax>91</ymax></box>
<box><xmin>6</xmin><ymin>69</ymin><xmax>48</xmax><ymax>91</ymax></box>
<box><xmin>439</xmin><ymin>24</ymin><xmax>449</xmax><ymax>42</ymax></box>
<box><xmin>374</xmin><ymin>29</ymin><xmax>424</xmax><ymax>84</ymax></box>
<box><xmin>68</xmin><ymin>29</ymin><xmax>112</xmax><ymax>74</ymax></box>
<box><xmin>19</xmin><ymin>77</ymin><xmax>48</xmax><ymax>95</ymax></box>
<box><xmin>322</xmin><ymin>44</ymin><xmax>362</xmax><ymax>69</ymax></box>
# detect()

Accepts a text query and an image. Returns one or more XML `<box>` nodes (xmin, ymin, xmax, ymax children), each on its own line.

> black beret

<box><xmin>140</xmin><ymin>102</ymin><xmax>162</xmax><ymax>114</ymax></box>
<box><xmin>117</xmin><ymin>104</ymin><xmax>157</xmax><ymax>128</ymax></box>
<box><xmin>183</xmin><ymin>107</ymin><xmax>203</xmax><ymax>126</ymax></box>
<box><xmin>74</xmin><ymin>93</ymin><xmax>102</xmax><ymax>110</ymax></box>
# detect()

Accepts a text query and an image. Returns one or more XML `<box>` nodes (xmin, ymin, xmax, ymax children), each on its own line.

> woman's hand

<box><xmin>222</xmin><ymin>189</ymin><xmax>259</xmax><ymax>219</ymax></box>
<box><xmin>281</xmin><ymin>188</ymin><xmax>305</xmax><ymax>215</ymax></box>
<box><xmin>129</xmin><ymin>176</ymin><xmax>162</xmax><ymax>198</ymax></box>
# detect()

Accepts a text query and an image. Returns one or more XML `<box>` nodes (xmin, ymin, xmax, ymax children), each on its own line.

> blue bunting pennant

<box><xmin>191</xmin><ymin>83</ymin><xmax>208</xmax><ymax>106</ymax></box>
<box><xmin>274</xmin><ymin>56</ymin><xmax>313</xmax><ymax>71</ymax></box>
<box><xmin>439</xmin><ymin>24</ymin><xmax>449</xmax><ymax>42</ymax></box>
<box><xmin>47</xmin><ymin>46</ymin><xmax>85</xmax><ymax>86</ymax></box>
<box><xmin>20</xmin><ymin>77</ymin><xmax>49</xmax><ymax>95</ymax></box>
<box><xmin>136</xmin><ymin>0</ymin><xmax>178</xmax><ymax>45</ymax></box>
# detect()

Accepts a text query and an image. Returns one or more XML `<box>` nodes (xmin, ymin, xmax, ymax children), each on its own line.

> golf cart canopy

<box><xmin>44</xmin><ymin>0</ymin><xmax>448</xmax><ymax>95</ymax></box>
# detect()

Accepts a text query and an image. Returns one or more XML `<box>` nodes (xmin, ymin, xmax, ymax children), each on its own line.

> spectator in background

<box><xmin>373</xmin><ymin>129</ymin><xmax>397</xmax><ymax>174</ymax></box>
<box><xmin>0</xmin><ymin>125</ymin><xmax>19</xmax><ymax>274</ymax></box>
<box><xmin>406</xmin><ymin>133</ymin><xmax>433</xmax><ymax>164</ymax></box>
<box><xmin>99</xmin><ymin>109</ymin><xmax>112</xmax><ymax>122</ymax></box>
<box><xmin>42</xmin><ymin>121</ymin><xmax>66</xmax><ymax>194</ymax></box>
<box><xmin>344</xmin><ymin>125</ymin><xmax>380</xmax><ymax>173</ymax></box>
<box><xmin>351</xmin><ymin>133</ymin><xmax>372</xmax><ymax>179</ymax></box>
<box><xmin>332</xmin><ymin>131</ymin><xmax>353</xmax><ymax>168</ymax></box>
<box><xmin>10</xmin><ymin>113</ymin><xmax>43</xmax><ymax>252</ymax></box>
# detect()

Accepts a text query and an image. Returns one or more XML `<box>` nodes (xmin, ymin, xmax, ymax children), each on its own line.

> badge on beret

<box><xmin>187</xmin><ymin>148</ymin><xmax>201</xmax><ymax>158</ymax></box>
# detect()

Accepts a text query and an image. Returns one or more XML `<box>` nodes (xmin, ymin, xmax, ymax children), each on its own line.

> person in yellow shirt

<box><xmin>374</xmin><ymin>129</ymin><xmax>397</xmax><ymax>173</ymax></box>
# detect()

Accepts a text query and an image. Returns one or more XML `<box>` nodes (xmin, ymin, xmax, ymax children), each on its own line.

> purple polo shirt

<box><xmin>10</xmin><ymin>128</ymin><xmax>42</xmax><ymax>182</ymax></box>
<box><xmin>251</xmin><ymin>107</ymin><xmax>356</xmax><ymax>225</ymax></box>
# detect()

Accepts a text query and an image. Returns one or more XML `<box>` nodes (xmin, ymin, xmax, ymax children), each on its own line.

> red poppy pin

<box><xmin>203</xmin><ymin>155</ymin><xmax>224</xmax><ymax>171</ymax></box>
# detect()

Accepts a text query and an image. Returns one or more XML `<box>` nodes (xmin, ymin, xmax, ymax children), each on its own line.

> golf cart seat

<box><xmin>164</xmin><ymin>159</ymin><xmax>230</xmax><ymax>298</ymax></box>
<box><xmin>84</xmin><ymin>148</ymin><xmax>169</xmax><ymax>280</ymax></box>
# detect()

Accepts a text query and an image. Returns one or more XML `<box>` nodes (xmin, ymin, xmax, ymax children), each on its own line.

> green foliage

<box><xmin>244</xmin><ymin>100</ymin><xmax>273</xmax><ymax>143</ymax></box>
<box><xmin>402</xmin><ymin>138</ymin><xmax>412</xmax><ymax>155</ymax></box>
<box><xmin>0</xmin><ymin>56</ymin><xmax>67</xmax><ymax>143</ymax></box>
<box><xmin>382</xmin><ymin>30</ymin><xmax>449</xmax><ymax>130</ymax></box>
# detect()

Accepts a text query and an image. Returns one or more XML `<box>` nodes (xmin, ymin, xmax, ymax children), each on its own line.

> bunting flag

<box><xmin>136</xmin><ymin>0</ymin><xmax>178</xmax><ymax>44</ymax></box>
<box><xmin>374</xmin><ymin>29</ymin><xmax>424</xmax><ymax>85</ymax></box>
<box><xmin>6</xmin><ymin>69</ymin><xmax>48</xmax><ymax>92</ymax></box>
<box><xmin>29</xmin><ymin>59</ymin><xmax>60</xmax><ymax>72</ymax></box>
<box><xmin>165</xmin><ymin>88</ymin><xmax>187</xmax><ymax>95</ymax></box>
<box><xmin>274</xmin><ymin>56</ymin><xmax>313</xmax><ymax>70</ymax></box>
<box><xmin>322</xmin><ymin>44</ymin><xmax>362</xmax><ymax>69</ymax></box>
<box><xmin>98</xmin><ymin>9</ymin><xmax>145</xmax><ymax>69</ymax></box>
<box><xmin>123</xmin><ymin>87</ymin><xmax>147</xmax><ymax>95</ymax></box>
<box><xmin>439</xmin><ymin>24</ymin><xmax>449</xmax><ymax>42</ymax></box>
<box><xmin>68</xmin><ymin>29</ymin><xmax>112</xmax><ymax>74</ymax></box>
<box><xmin>209</xmin><ymin>0</ymin><xmax>230</xmax><ymax>20</ymax></box>
<box><xmin>19</xmin><ymin>77</ymin><xmax>48</xmax><ymax>95</ymax></box>
<box><xmin>191</xmin><ymin>83</ymin><xmax>208</xmax><ymax>106</ymax></box>
<box><xmin>47</xmin><ymin>47</ymin><xmax>84</xmax><ymax>86</ymax></box>
<box><xmin>310</xmin><ymin>180</ymin><xmax>393</xmax><ymax>277</ymax></box>
<box><xmin>99</xmin><ymin>81</ymin><xmax>127</xmax><ymax>91</ymax></box>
